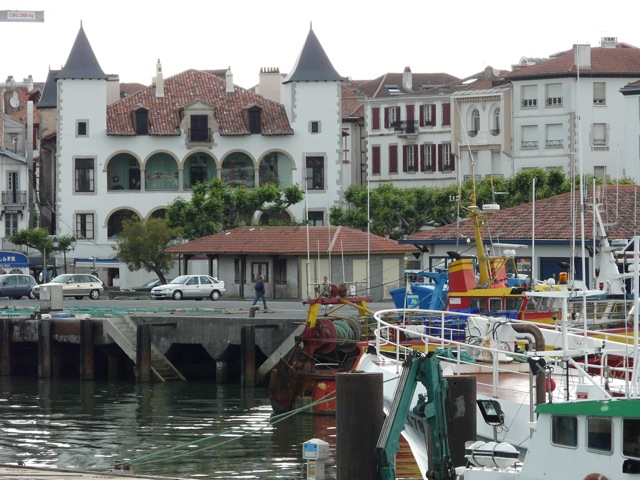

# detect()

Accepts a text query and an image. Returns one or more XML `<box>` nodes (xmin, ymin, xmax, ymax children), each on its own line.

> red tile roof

<box><xmin>408</xmin><ymin>185</ymin><xmax>640</xmax><ymax>243</ymax></box>
<box><xmin>106</xmin><ymin>69</ymin><xmax>294</xmax><ymax>136</ymax></box>
<box><xmin>167</xmin><ymin>226</ymin><xmax>416</xmax><ymax>255</ymax></box>
<box><xmin>353</xmin><ymin>72</ymin><xmax>460</xmax><ymax>99</ymax></box>
<box><xmin>508</xmin><ymin>46</ymin><xmax>640</xmax><ymax>78</ymax></box>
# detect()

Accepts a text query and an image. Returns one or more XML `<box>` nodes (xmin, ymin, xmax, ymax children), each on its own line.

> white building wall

<box><xmin>622</xmin><ymin>94</ymin><xmax>640</xmax><ymax>181</ymax></box>
<box><xmin>512</xmin><ymin>76</ymin><xmax>632</xmax><ymax>180</ymax></box>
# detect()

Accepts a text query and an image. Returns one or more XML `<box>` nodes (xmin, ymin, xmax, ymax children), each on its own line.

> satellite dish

<box><xmin>9</xmin><ymin>92</ymin><xmax>19</xmax><ymax>108</ymax></box>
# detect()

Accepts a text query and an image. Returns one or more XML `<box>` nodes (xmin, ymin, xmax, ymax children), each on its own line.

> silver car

<box><xmin>32</xmin><ymin>274</ymin><xmax>104</xmax><ymax>300</ymax></box>
<box><xmin>150</xmin><ymin>275</ymin><xmax>225</xmax><ymax>301</ymax></box>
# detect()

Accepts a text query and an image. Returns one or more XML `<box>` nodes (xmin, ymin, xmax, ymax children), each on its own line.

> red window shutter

<box><xmin>384</xmin><ymin>108</ymin><xmax>390</xmax><ymax>128</ymax></box>
<box><xmin>437</xmin><ymin>144</ymin><xmax>443</xmax><ymax>171</ymax></box>
<box><xmin>372</xmin><ymin>146</ymin><xmax>381</xmax><ymax>174</ymax></box>
<box><xmin>389</xmin><ymin>145</ymin><xmax>398</xmax><ymax>173</ymax></box>
<box><xmin>413</xmin><ymin>145</ymin><xmax>419</xmax><ymax>168</ymax></box>
<box><xmin>430</xmin><ymin>105</ymin><xmax>436</xmax><ymax>125</ymax></box>
<box><xmin>419</xmin><ymin>105</ymin><xmax>424</xmax><ymax>127</ymax></box>
<box><xmin>402</xmin><ymin>146</ymin><xmax>408</xmax><ymax>172</ymax></box>
<box><xmin>430</xmin><ymin>144</ymin><xmax>436</xmax><ymax>172</ymax></box>
<box><xmin>372</xmin><ymin>107</ymin><xmax>380</xmax><ymax>130</ymax></box>
<box><xmin>420</xmin><ymin>144</ymin><xmax>425</xmax><ymax>171</ymax></box>
<box><xmin>395</xmin><ymin>107</ymin><xmax>401</xmax><ymax>122</ymax></box>
<box><xmin>406</xmin><ymin>105</ymin><xmax>414</xmax><ymax>121</ymax></box>
<box><xmin>450</xmin><ymin>152</ymin><xmax>456</xmax><ymax>172</ymax></box>
<box><xmin>442</xmin><ymin>103</ymin><xmax>451</xmax><ymax>126</ymax></box>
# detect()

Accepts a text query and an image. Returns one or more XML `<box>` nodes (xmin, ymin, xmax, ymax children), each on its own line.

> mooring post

<box><xmin>241</xmin><ymin>325</ymin><xmax>256</xmax><ymax>387</ymax></box>
<box><xmin>79</xmin><ymin>319</ymin><xmax>94</xmax><ymax>380</ymax></box>
<box><xmin>0</xmin><ymin>318</ymin><xmax>10</xmax><ymax>376</ymax></box>
<box><xmin>336</xmin><ymin>372</ymin><xmax>384</xmax><ymax>480</ymax></box>
<box><xmin>38</xmin><ymin>319</ymin><xmax>52</xmax><ymax>379</ymax></box>
<box><xmin>136</xmin><ymin>322</ymin><xmax>151</xmax><ymax>382</ymax></box>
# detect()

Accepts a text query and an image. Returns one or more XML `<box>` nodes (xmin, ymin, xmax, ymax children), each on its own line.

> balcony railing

<box><xmin>546</xmin><ymin>97</ymin><xmax>563</xmax><ymax>106</ymax></box>
<box><xmin>468</xmin><ymin>130</ymin><xmax>478</xmax><ymax>137</ymax></box>
<box><xmin>521</xmin><ymin>140</ymin><xmax>539</xmax><ymax>149</ymax></box>
<box><xmin>1</xmin><ymin>190</ymin><xmax>27</xmax><ymax>206</ymax></box>
<box><xmin>490</xmin><ymin>129</ymin><xmax>501</xmax><ymax>136</ymax></box>
<box><xmin>188</xmin><ymin>128</ymin><xmax>212</xmax><ymax>143</ymax></box>
<box><xmin>545</xmin><ymin>140</ymin><xmax>563</xmax><ymax>148</ymax></box>
<box><xmin>391</xmin><ymin>120</ymin><xmax>418</xmax><ymax>134</ymax></box>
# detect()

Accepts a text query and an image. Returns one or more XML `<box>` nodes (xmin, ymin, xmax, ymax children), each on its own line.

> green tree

<box><xmin>112</xmin><ymin>217</ymin><xmax>181</xmax><ymax>284</ymax></box>
<box><xmin>10</xmin><ymin>228</ymin><xmax>76</xmax><ymax>280</ymax></box>
<box><xmin>330</xmin><ymin>169</ymin><xmax>576</xmax><ymax>239</ymax></box>
<box><xmin>165</xmin><ymin>178</ymin><xmax>304</xmax><ymax>238</ymax></box>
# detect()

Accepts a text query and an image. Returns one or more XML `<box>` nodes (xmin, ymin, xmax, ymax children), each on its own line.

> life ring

<box><xmin>584</xmin><ymin>474</ymin><xmax>608</xmax><ymax>480</ymax></box>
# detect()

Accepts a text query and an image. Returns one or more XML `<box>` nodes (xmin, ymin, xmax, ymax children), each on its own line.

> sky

<box><xmin>1</xmin><ymin>1</ymin><xmax>638</xmax><ymax>89</ymax></box>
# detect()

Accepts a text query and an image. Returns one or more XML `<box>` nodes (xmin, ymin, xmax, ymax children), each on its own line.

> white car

<box><xmin>32</xmin><ymin>274</ymin><xmax>104</xmax><ymax>300</ymax></box>
<box><xmin>150</xmin><ymin>275</ymin><xmax>225</xmax><ymax>301</ymax></box>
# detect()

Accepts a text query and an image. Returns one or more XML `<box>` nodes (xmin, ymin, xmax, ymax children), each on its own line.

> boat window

<box><xmin>623</xmin><ymin>419</ymin><xmax>640</xmax><ymax>458</ymax></box>
<box><xmin>505</xmin><ymin>298</ymin><xmax>523</xmax><ymax>311</ymax></box>
<box><xmin>587</xmin><ymin>417</ymin><xmax>612</xmax><ymax>453</ymax></box>
<box><xmin>488</xmin><ymin>298</ymin><xmax>502</xmax><ymax>311</ymax></box>
<box><xmin>470</xmin><ymin>298</ymin><xmax>486</xmax><ymax>311</ymax></box>
<box><xmin>551</xmin><ymin>415</ymin><xmax>578</xmax><ymax>447</ymax></box>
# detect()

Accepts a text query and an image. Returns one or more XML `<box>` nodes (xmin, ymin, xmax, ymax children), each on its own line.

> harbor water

<box><xmin>0</xmin><ymin>378</ymin><xmax>337</xmax><ymax>479</ymax></box>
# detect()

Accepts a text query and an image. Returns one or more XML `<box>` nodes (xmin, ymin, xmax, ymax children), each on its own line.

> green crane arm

<box><xmin>374</xmin><ymin>351</ymin><xmax>456</xmax><ymax>480</ymax></box>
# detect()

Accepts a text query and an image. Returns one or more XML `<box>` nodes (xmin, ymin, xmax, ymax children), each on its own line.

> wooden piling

<box><xmin>336</xmin><ymin>372</ymin><xmax>384</xmax><ymax>480</ymax></box>
<box><xmin>38</xmin><ymin>319</ymin><xmax>52</xmax><ymax>378</ymax></box>
<box><xmin>136</xmin><ymin>322</ymin><xmax>151</xmax><ymax>382</ymax></box>
<box><xmin>0</xmin><ymin>318</ymin><xmax>11</xmax><ymax>376</ymax></box>
<box><xmin>80</xmin><ymin>319</ymin><xmax>94</xmax><ymax>380</ymax></box>
<box><xmin>241</xmin><ymin>325</ymin><xmax>256</xmax><ymax>387</ymax></box>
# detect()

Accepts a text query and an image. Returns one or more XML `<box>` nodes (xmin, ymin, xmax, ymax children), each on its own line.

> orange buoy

<box><xmin>584</xmin><ymin>474</ymin><xmax>609</xmax><ymax>480</ymax></box>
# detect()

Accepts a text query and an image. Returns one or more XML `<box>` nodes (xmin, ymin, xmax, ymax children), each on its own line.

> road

<box><xmin>0</xmin><ymin>296</ymin><xmax>397</xmax><ymax>320</ymax></box>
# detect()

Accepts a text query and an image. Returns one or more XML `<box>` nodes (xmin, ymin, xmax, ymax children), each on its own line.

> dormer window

<box><xmin>135</xmin><ymin>108</ymin><xmax>149</xmax><ymax>135</ymax></box>
<box><xmin>190</xmin><ymin>115</ymin><xmax>210</xmax><ymax>142</ymax></box>
<box><xmin>248</xmin><ymin>106</ymin><xmax>262</xmax><ymax>134</ymax></box>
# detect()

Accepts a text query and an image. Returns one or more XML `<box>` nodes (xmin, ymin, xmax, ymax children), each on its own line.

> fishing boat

<box><xmin>357</xmin><ymin>279</ymin><xmax>639</xmax><ymax>479</ymax></box>
<box><xmin>268</xmin><ymin>286</ymin><xmax>374</xmax><ymax>414</ymax></box>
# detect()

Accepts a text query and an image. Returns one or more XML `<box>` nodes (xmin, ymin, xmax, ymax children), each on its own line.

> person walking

<box><xmin>251</xmin><ymin>275</ymin><xmax>268</xmax><ymax>311</ymax></box>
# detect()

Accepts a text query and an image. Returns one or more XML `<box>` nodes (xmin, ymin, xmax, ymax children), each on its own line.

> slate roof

<box><xmin>508</xmin><ymin>45</ymin><xmax>640</xmax><ymax>79</ymax></box>
<box><xmin>407</xmin><ymin>185</ymin><xmax>640</xmax><ymax>245</ymax></box>
<box><xmin>106</xmin><ymin>69</ymin><xmax>294</xmax><ymax>136</ymax></box>
<box><xmin>57</xmin><ymin>25</ymin><xmax>107</xmax><ymax>80</ymax></box>
<box><xmin>38</xmin><ymin>69</ymin><xmax>60</xmax><ymax>108</ymax></box>
<box><xmin>166</xmin><ymin>226</ymin><xmax>416</xmax><ymax>255</ymax></box>
<box><xmin>284</xmin><ymin>27</ymin><xmax>343</xmax><ymax>84</ymax></box>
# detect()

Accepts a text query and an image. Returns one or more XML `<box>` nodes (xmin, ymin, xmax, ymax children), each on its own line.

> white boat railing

<box><xmin>371</xmin><ymin>308</ymin><xmax>639</xmax><ymax>401</ymax></box>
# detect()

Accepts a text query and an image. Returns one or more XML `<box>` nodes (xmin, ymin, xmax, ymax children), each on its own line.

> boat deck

<box><xmin>0</xmin><ymin>465</ymin><xmax>185</xmax><ymax>479</ymax></box>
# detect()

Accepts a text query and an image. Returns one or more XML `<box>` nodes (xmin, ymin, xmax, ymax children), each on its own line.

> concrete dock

<box><xmin>0</xmin><ymin>464</ymin><xmax>186</xmax><ymax>479</ymax></box>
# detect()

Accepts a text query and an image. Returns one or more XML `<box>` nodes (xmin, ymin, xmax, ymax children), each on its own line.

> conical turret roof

<box><xmin>57</xmin><ymin>24</ymin><xmax>107</xmax><ymax>80</ymax></box>
<box><xmin>284</xmin><ymin>26</ymin><xmax>342</xmax><ymax>83</ymax></box>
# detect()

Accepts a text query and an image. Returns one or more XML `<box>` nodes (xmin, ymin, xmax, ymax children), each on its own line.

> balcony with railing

<box><xmin>546</xmin><ymin>97</ymin><xmax>563</xmax><ymax>107</ymax></box>
<box><xmin>391</xmin><ymin>120</ymin><xmax>418</xmax><ymax>135</ymax></box>
<box><xmin>468</xmin><ymin>130</ymin><xmax>478</xmax><ymax>137</ymax></box>
<box><xmin>490</xmin><ymin>129</ymin><xmax>501</xmax><ymax>136</ymax></box>
<box><xmin>2</xmin><ymin>190</ymin><xmax>27</xmax><ymax>206</ymax></box>
<box><xmin>545</xmin><ymin>140</ymin><xmax>563</xmax><ymax>148</ymax></box>
<box><xmin>188</xmin><ymin>128</ymin><xmax>212</xmax><ymax>143</ymax></box>
<box><xmin>521</xmin><ymin>140</ymin><xmax>538</xmax><ymax>149</ymax></box>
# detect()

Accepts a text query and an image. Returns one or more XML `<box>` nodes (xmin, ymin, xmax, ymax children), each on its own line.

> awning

<box><xmin>74</xmin><ymin>258</ymin><xmax>120</xmax><ymax>268</ymax></box>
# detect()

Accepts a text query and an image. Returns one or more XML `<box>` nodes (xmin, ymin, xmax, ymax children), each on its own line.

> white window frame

<box><xmin>522</xmin><ymin>85</ymin><xmax>538</xmax><ymax>108</ymax></box>
<box><xmin>545</xmin><ymin>83</ymin><xmax>563</xmax><ymax>107</ymax></box>
<box><xmin>593</xmin><ymin>82</ymin><xmax>606</xmax><ymax>105</ymax></box>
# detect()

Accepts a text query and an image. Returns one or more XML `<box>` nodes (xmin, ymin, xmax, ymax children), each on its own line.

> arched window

<box><xmin>108</xmin><ymin>154</ymin><xmax>141</xmax><ymax>191</ymax></box>
<box><xmin>221</xmin><ymin>152</ymin><xmax>254</xmax><ymax>188</ymax></box>
<box><xmin>145</xmin><ymin>153</ymin><xmax>179</xmax><ymax>191</ymax></box>
<box><xmin>184</xmin><ymin>152</ymin><xmax>216</xmax><ymax>189</ymax></box>
<box><xmin>469</xmin><ymin>109</ymin><xmax>480</xmax><ymax>137</ymax></box>
<box><xmin>259</xmin><ymin>152</ymin><xmax>293</xmax><ymax>187</ymax></box>
<box><xmin>107</xmin><ymin>209</ymin><xmax>140</xmax><ymax>238</ymax></box>
<box><xmin>492</xmin><ymin>107</ymin><xmax>501</xmax><ymax>135</ymax></box>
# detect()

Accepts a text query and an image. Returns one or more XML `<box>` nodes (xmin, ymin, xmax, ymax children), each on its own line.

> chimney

<box><xmin>573</xmin><ymin>44</ymin><xmax>591</xmax><ymax>70</ymax></box>
<box><xmin>257</xmin><ymin>67</ymin><xmax>281</xmax><ymax>102</ymax></box>
<box><xmin>484</xmin><ymin>66</ymin><xmax>495</xmax><ymax>80</ymax></box>
<box><xmin>226</xmin><ymin>67</ymin><xmax>234</xmax><ymax>93</ymax></box>
<box><xmin>402</xmin><ymin>66</ymin><xmax>412</xmax><ymax>90</ymax></box>
<box><xmin>154</xmin><ymin>59</ymin><xmax>164</xmax><ymax>98</ymax></box>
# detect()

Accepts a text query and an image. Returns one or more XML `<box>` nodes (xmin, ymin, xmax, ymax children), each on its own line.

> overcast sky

<box><xmin>1</xmin><ymin>0</ymin><xmax>637</xmax><ymax>89</ymax></box>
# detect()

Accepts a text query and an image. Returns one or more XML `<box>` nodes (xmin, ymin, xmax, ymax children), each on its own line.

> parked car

<box><xmin>151</xmin><ymin>275</ymin><xmax>225</xmax><ymax>301</ymax></box>
<box><xmin>31</xmin><ymin>274</ymin><xmax>104</xmax><ymax>300</ymax></box>
<box><xmin>130</xmin><ymin>278</ymin><xmax>173</xmax><ymax>292</ymax></box>
<box><xmin>0</xmin><ymin>274</ymin><xmax>38</xmax><ymax>299</ymax></box>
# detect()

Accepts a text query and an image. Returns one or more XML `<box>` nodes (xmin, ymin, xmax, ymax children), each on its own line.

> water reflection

<box><xmin>0</xmin><ymin>378</ymin><xmax>419</xmax><ymax>479</ymax></box>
